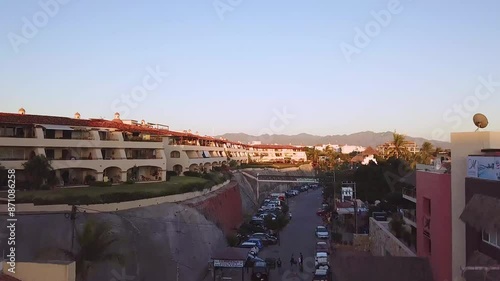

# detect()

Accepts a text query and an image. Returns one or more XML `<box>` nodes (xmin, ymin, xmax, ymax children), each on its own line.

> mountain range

<box><xmin>216</xmin><ymin>131</ymin><xmax>450</xmax><ymax>148</ymax></box>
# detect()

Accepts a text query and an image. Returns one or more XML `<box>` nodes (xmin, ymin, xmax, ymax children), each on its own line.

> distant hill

<box><xmin>216</xmin><ymin>131</ymin><xmax>450</xmax><ymax>148</ymax></box>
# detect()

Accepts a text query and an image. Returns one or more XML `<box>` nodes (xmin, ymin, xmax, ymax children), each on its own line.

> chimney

<box><xmin>74</xmin><ymin>112</ymin><xmax>81</xmax><ymax>119</ymax></box>
<box><xmin>18</xmin><ymin>108</ymin><xmax>25</xmax><ymax>115</ymax></box>
<box><xmin>114</xmin><ymin>112</ymin><xmax>120</xmax><ymax>120</ymax></box>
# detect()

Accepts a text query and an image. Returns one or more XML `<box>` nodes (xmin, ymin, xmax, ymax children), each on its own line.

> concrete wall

<box><xmin>3</xmin><ymin>261</ymin><xmax>76</xmax><ymax>281</ymax></box>
<box><xmin>369</xmin><ymin>218</ymin><xmax>416</xmax><ymax>257</ymax></box>
<box><xmin>450</xmin><ymin>131</ymin><xmax>500</xmax><ymax>281</ymax></box>
<box><xmin>0</xmin><ymin>186</ymin><xmax>237</xmax><ymax>280</ymax></box>
<box><xmin>417</xmin><ymin>171</ymin><xmax>452</xmax><ymax>281</ymax></box>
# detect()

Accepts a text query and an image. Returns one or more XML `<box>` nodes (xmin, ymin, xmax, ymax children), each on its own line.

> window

<box><xmin>170</xmin><ymin>151</ymin><xmax>180</xmax><ymax>158</ymax></box>
<box><xmin>423</xmin><ymin>197</ymin><xmax>431</xmax><ymax>215</ymax></box>
<box><xmin>482</xmin><ymin>229</ymin><xmax>500</xmax><ymax>248</ymax></box>
<box><xmin>424</xmin><ymin>236</ymin><xmax>432</xmax><ymax>255</ymax></box>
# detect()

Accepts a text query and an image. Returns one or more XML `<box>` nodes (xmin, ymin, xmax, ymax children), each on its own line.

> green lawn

<box><xmin>3</xmin><ymin>176</ymin><xmax>212</xmax><ymax>205</ymax></box>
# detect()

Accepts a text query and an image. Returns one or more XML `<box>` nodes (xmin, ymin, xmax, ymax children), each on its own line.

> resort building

<box><xmin>248</xmin><ymin>144</ymin><xmax>307</xmax><ymax>163</ymax></box>
<box><xmin>377</xmin><ymin>141</ymin><xmax>419</xmax><ymax>155</ymax></box>
<box><xmin>0</xmin><ymin>109</ymin><xmax>307</xmax><ymax>187</ymax></box>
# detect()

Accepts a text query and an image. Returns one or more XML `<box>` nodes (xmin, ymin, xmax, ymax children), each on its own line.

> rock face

<box><xmin>0</xmin><ymin>168</ymin><xmax>312</xmax><ymax>280</ymax></box>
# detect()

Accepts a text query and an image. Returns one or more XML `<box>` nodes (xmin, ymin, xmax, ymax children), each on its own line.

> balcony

<box><xmin>123</xmin><ymin>135</ymin><xmax>163</xmax><ymax>142</ymax></box>
<box><xmin>401</xmin><ymin>209</ymin><xmax>416</xmax><ymax>227</ymax></box>
<box><xmin>402</xmin><ymin>187</ymin><xmax>416</xmax><ymax>203</ymax></box>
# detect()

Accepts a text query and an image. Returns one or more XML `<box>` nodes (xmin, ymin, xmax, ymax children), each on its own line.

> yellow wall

<box><xmin>3</xmin><ymin>261</ymin><xmax>75</xmax><ymax>281</ymax></box>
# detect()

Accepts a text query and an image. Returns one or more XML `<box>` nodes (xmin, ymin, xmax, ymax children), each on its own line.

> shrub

<box><xmin>125</xmin><ymin>180</ymin><xmax>135</xmax><ymax>184</ymax></box>
<box><xmin>90</xmin><ymin>181</ymin><xmax>112</xmax><ymax>187</ymax></box>
<box><xmin>226</xmin><ymin>234</ymin><xmax>239</xmax><ymax>247</ymax></box>
<box><xmin>166</xmin><ymin>171</ymin><xmax>178</xmax><ymax>177</ymax></box>
<box><xmin>183</xmin><ymin>171</ymin><xmax>202</xmax><ymax>177</ymax></box>
<box><xmin>84</xmin><ymin>175</ymin><xmax>96</xmax><ymax>184</ymax></box>
<box><xmin>332</xmin><ymin>232</ymin><xmax>342</xmax><ymax>243</ymax></box>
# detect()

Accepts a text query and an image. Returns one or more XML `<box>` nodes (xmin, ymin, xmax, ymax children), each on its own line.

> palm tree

<box><xmin>386</xmin><ymin>132</ymin><xmax>410</xmax><ymax>160</ymax></box>
<box><xmin>22</xmin><ymin>155</ymin><xmax>53</xmax><ymax>189</ymax></box>
<box><xmin>60</xmin><ymin>219</ymin><xmax>125</xmax><ymax>281</ymax></box>
<box><xmin>419</xmin><ymin>141</ymin><xmax>434</xmax><ymax>165</ymax></box>
<box><xmin>432</xmin><ymin>147</ymin><xmax>443</xmax><ymax>157</ymax></box>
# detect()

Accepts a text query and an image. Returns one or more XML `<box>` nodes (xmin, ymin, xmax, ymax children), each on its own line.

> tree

<box><xmin>22</xmin><ymin>155</ymin><xmax>54</xmax><ymax>189</ymax></box>
<box><xmin>386</xmin><ymin>132</ymin><xmax>410</xmax><ymax>160</ymax></box>
<box><xmin>229</xmin><ymin>159</ymin><xmax>238</xmax><ymax>168</ymax></box>
<box><xmin>389</xmin><ymin>212</ymin><xmax>405</xmax><ymax>238</ymax></box>
<box><xmin>418</xmin><ymin>141</ymin><xmax>434</xmax><ymax>165</ymax></box>
<box><xmin>60</xmin><ymin>219</ymin><xmax>125</xmax><ymax>281</ymax></box>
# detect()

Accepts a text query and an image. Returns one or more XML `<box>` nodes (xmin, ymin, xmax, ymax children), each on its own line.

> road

<box><xmin>259</xmin><ymin>188</ymin><xmax>325</xmax><ymax>280</ymax></box>
<box><xmin>207</xmin><ymin>188</ymin><xmax>325</xmax><ymax>281</ymax></box>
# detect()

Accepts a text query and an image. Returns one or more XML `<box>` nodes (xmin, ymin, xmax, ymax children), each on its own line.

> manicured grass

<box><xmin>3</xmin><ymin>176</ymin><xmax>212</xmax><ymax>205</ymax></box>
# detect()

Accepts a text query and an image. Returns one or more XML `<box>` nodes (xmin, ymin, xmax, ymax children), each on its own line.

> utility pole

<box><xmin>70</xmin><ymin>205</ymin><xmax>77</xmax><ymax>252</ymax></box>
<box><xmin>354</xmin><ymin>182</ymin><xmax>358</xmax><ymax>235</ymax></box>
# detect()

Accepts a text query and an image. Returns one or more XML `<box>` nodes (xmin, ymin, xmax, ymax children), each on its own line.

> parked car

<box><xmin>315</xmin><ymin>252</ymin><xmax>329</xmax><ymax>266</ymax></box>
<box><xmin>315</xmin><ymin>226</ymin><xmax>329</xmax><ymax>239</ymax></box>
<box><xmin>251</xmin><ymin>261</ymin><xmax>270</xmax><ymax>281</ymax></box>
<box><xmin>246</xmin><ymin>238</ymin><xmax>264</xmax><ymax>250</ymax></box>
<box><xmin>312</xmin><ymin>265</ymin><xmax>332</xmax><ymax>281</ymax></box>
<box><xmin>316</xmin><ymin>241</ymin><xmax>330</xmax><ymax>255</ymax></box>
<box><xmin>239</xmin><ymin>242</ymin><xmax>259</xmax><ymax>254</ymax></box>
<box><xmin>249</xmin><ymin>233</ymin><xmax>278</xmax><ymax>245</ymax></box>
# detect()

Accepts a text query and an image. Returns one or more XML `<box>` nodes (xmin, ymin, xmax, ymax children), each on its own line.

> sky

<box><xmin>1</xmin><ymin>0</ymin><xmax>500</xmax><ymax>142</ymax></box>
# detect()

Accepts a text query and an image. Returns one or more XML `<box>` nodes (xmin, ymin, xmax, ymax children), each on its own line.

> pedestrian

<box><xmin>290</xmin><ymin>254</ymin><xmax>296</xmax><ymax>267</ymax></box>
<box><xmin>277</xmin><ymin>257</ymin><xmax>282</xmax><ymax>272</ymax></box>
<box><xmin>289</xmin><ymin>212</ymin><xmax>292</xmax><ymax>220</ymax></box>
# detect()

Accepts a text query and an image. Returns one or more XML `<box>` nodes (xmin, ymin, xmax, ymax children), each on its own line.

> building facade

<box><xmin>0</xmin><ymin>110</ymin><xmax>307</xmax><ymax>187</ymax></box>
<box><xmin>416</xmin><ymin>170</ymin><xmax>452</xmax><ymax>281</ymax></box>
<box><xmin>450</xmin><ymin>132</ymin><xmax>500</xmax><ymax>281</ymax></box>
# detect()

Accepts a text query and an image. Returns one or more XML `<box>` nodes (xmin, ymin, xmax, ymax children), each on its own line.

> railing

<box><xmin>100</xmin><ymin>137</ymin><xmax>120</xmax><ymax>141</ymax></box>
<box><xmin>126</xmin><ymin>156</ymin><xmax>163</xmax><ymax>160</ymax></box>
<box><xmin>45</xmin><ymin>136</ymin><xmax>94</xmax><ymax>140</ymax></box>
<box><xmin>402</xmin><ymin>187</ymin><xmax>416</xmax><ymax>199</ymax></box>
<box><xmin>401</xmin><ymin>209</ymin><xmax>416</xmax><ymax>222</ymax></box>
<box><xmin>0</xmin><ymin>134</ymin><xmax>36</xmax><ymax>138</ymax></box>
<box><xmin>124</xmin><ymin>136</ymin><xmax>163</xmax><ymax>142</ymax></box>
<box><xmin>0</xmin><ymin>157</ymin><xmax>30</xmax><ymax>161</ymax></box>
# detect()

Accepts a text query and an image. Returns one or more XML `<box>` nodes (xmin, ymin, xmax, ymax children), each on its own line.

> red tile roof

<box><xmin>0</xmin><ymin>112</ymin><xmax>264</xmax><ymax>149</ymax></box>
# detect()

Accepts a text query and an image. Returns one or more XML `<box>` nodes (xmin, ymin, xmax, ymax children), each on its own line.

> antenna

<box><xmin>473</xmin><ymin>113</ymin><xmax>488</xmax><ymax>132</ymax></box>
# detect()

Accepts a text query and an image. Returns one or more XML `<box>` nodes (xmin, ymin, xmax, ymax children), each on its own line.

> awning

<box><xmin>460</xmin><ymin>194</ymin><xmax>500</xmax><ymax>231</ymax></box>
<box><xmin>38</xmin><ymin>124</ymin><xmax>74</xmax><ymax>131</ymax></box>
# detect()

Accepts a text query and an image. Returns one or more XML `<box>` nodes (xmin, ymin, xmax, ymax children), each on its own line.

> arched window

<box><xmin>170</xmin><ymin>151</ymin><xmax>181</xmax><ymax>158</ymax></box>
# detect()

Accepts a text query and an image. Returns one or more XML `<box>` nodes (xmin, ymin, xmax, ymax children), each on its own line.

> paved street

<box><xmin>258</xmin><ymin>188</ymin><xmax>325</xmax><ymax>280</ymax></box>
<box><xmin>206</xmin><ymin>188</ymin><xmax>325</xmax><ymax>281</ymax></box>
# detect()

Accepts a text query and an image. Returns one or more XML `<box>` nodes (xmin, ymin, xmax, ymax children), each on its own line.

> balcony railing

<box><xmin>402</xmin><ymin>187</ymin><xmax>416</xmax><ymax>199</ymax></box>
<box><xmin>124</xmin><ymin>136</ymin><xmax>163</xmax><ymax>142</ymax></box>
<box><xmin>0</xmin><ymin>134</ymin><xmax>36</xmax><ymax>138</ymax></box>
<box><xmin>401</xmin><ymin>209</ymin><xmax>416</xmax><ymax>223</ymax></box>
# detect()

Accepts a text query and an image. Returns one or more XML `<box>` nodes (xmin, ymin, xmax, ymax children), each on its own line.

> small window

<box><xmin>423</xmin><ymin>197</ymin><xmax>431</xmax><ymax>215</ymax></box>
<box><xmin>170</xmin><ymin>151</ymin><xmax>180</xmax><ymax>158</ymax></box>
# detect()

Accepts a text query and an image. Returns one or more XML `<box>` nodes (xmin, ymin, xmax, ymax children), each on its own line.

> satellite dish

<box><xmin>473</xmin><ymin>113</ymin><xmax>488</xmax><ymax>131</ymax></box>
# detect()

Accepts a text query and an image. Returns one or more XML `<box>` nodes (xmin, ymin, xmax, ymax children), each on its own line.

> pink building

<box><xmin>416</xmin><ymin>170</ymin><xmax>452</xmax><ymax>281</ymax></box>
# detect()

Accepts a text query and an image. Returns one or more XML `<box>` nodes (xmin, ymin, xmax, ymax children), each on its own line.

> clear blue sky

<box><xmin>1</xmin><ymin>0</ymin><xmax>500</xmax><ymax>142</ymax></box>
